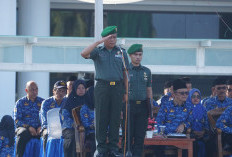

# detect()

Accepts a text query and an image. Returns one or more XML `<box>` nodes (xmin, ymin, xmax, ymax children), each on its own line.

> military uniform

<box><xmin>89</xmin><ymin>26</ymin><xmax>129</xmax><ymax>155</ymax></box>
<box><xmin>14</xmin><ymin>96</ymin><xmax>44</xmax><ymax>157</ymax></box>
<box><xmin>216</xmin><ymin>106</ymin><xmax>232</xmax><ymax>148</ymax></box>
<box><xmin>156</xmin><ymin>100</ymin><xmax>193</xmax><ymax>134</ymax></box>
<box><xmin>204</xmin><ymin>96</ymin><xmax>232</xmax><ymax>111</ymax></box>
<box><xmin>122</xmin><ymin>62</ymin><xmax>152</xmax><ymax>157</ymax></box>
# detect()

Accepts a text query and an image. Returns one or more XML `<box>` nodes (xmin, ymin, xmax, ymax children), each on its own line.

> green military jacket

<box><xmin>129</xmin><ymin>63</ymin><xmax>152</xmax><ymax>101</ymax></box>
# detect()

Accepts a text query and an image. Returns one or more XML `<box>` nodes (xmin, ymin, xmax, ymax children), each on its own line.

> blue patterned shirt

<box><xmin>60</xmin><ymin>109</ymin><xmax>74</xmax><ymax>129</ymax></box>
<box><xmin>40</xmin><ymin>96</ymin><xmax>66</xmax><ymax>130</ymax></box>
<box><xmin>191</xmin><ymin>105</ymin><xmax>209</xmax><ymax>131</ymax></box>
<box><xmin>0</xmin><ymin>136</ymin><xmax>14</xmax><ymax>157</ymax></box>
<box><xmin>156</xmin><ymin>100</ymin><xmax>193</xmax><ymax>134</ymax></box>
<box><xmin>80</xmin><ymin>104</ymin><xmax>95</xmax><ymax>135</ymax></box>
<box><xmin>14</xmin><ymin>96</ymin><xmax>44</xmax><ymax>129</ymax></box>
<box><xmin>216</xmin><ymin>106</ymin><xmax>232</xmax><ymax>134</ymax></box>
<box><xmin>205</xmin><ymin>96</ymin><xmax>232</xmax><ymax>111</ymax></box>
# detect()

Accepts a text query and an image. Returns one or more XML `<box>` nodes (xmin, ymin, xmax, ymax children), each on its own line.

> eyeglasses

<box><xmin>175</xmin><ymin>91</ymin><xmax>189</xmax><ymax>96</ymax></box>
<box><xmin>192</xmin><ymin>95</ymin><xmax>200</xmax><ymax>99</ymax></box>
<box><xmin>228</xmin><ymin>88</ymin><xmax>232</xmax><ymax>92</ymax></box>
<box><xmin>216</xmin><ymin>86</ymin><xmax>227</xmax><ymax>90</ymax></box>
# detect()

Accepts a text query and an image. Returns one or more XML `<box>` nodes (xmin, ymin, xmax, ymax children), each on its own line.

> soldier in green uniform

<box><xmin>81</xmin><ymin>26</ymin><xmax>129</xmax><ymax>157</ymax></box>
<box><xmin>122</xmin><ymin>44</ymin><xmax>153</xmax><ymax>157</ymax></box>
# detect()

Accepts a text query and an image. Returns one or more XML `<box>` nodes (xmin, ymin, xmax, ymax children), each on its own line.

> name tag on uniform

<box><xmin>115</xmin><ymin>54</ymin><xmax>122</xmax><ymax>58</ymax></box>
<box><xmin>110</xmin><ymin>82</ymin><xmax>115</xmax><ymax>85</ymax></box>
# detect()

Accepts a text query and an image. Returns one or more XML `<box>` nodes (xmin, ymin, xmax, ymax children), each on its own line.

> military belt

<box><xmin>97</xmin><ymin>80</ymin><xmax>123</xmax><ymax>86</ymax></box>
<box><xmin>130</xmin><ymin>100</ymin><xmax>147</xmax><ymax>105</ymax></box>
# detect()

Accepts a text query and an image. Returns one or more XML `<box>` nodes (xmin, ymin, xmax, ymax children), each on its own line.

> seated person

<box><xmin>187</xmin><ymin>88</ymin><xmax>209</xmax><ymax>157</ymax></box>
<box><xmin>205</xmin><ymin>77</ymin><xmax>232</xmax><ymax>116</ymax></box>
<box><xmin>40</xmin><ymin>80</ymin><xmax>67</xmax><ymax>154</ymax></box>
<box><xmin>157</xmin><ymin>81</ymin><xmax>173</xmax><ymax>107</ymax></box>
<box><xmin>156</xmin><ymin>78</ymin><xmax>193</xmax><ymax>135</ymax></box>
<box><xmin>216</xmin><ymin>105</ymin><xmax>232</xmax><ymax>151</ymax></box>
<box><xmin>14</xmin><ymin>81</ymin><xmax>44</xmax><ymax>157</ymax></box>
<box><xmin>60</xmin><ymin>80</ymin><xmax>86</xmax><ymax>157</ymax></box>
<box><xmin>0</xmin><ymin>115</ymin><xmax>15</xmax><ymax>157</ymax></box>
<box><xmin>80</xmin><ymin>86</ymin><xmax>96</xmax><ymax>157</ymax></box>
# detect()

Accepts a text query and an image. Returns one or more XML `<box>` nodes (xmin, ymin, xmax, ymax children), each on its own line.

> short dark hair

<box><xmin>181</xmin><ymin>77</ymin><xmax>191</xmax><ymax>84</ymax></box>
<box><xmin>67</xmin><ymin>75</ymin><xmax>77</xmax><ymax>82</ymax></box>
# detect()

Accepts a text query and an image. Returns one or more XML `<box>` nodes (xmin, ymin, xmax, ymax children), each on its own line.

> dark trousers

<box><xmin>15</xmin><ymin>127</ymin><xmax>40</xmax><ymax>157</ymax></box>
<box><xmin>95</xmin><ymin>81</ymin><xmax>124</xmax><ymax>153</ymax></box>
<box><xmin>122</xmin><ymin>101</ymin><xmax>148</xmax><ymax>157</ymax></box>
<box><xmin>85</xmin><ymin>133</ymin><xmax>96</xmax><ymax>157</ymax></box>
<box><xmin>62</xmin><ymin>128</ymin><xmax>77</xmax><ymax>157</ymax></box>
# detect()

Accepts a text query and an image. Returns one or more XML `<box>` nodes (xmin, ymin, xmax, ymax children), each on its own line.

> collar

<box><xmin>130</xmin><ymin>63</ymin><xmax>143</xmax><ymax>70</ymax></box>
<box><xmin>215</xmin><ymin>96</ymin><xmax>228</xmax><ymax>103</ymax></box>
<box><xmin>100</xmin><ymin>45</ymin><xmax>118</xmax><ymax>51</ymax></box>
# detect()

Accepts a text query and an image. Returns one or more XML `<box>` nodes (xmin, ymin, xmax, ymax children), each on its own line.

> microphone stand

<box><xmin>118</xmin><ymin>45</ymin><xmax>132</xmax><ymax>157</ymax></box>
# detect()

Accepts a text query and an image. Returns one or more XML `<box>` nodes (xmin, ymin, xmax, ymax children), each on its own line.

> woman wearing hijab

<box><xmin>60</xmin><ymin>80</ymin><xmax>87</xmax><ymax>157</ymax></box>
<box><xmin>0</xmin><ymin>115</ymin><xmax>15</xmax><ymax>157</ymax></box>
<box><xmin>80</xmin><ymin>86</ymin><xmax>96</xmax><ymax>157</ymax></box>
<box><xmin>186</xmin><ymin>88</ymin><xmax>209</xmax><ymax>157</ymax></box>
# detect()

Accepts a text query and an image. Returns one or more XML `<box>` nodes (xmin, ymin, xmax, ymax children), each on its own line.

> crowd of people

<box><xmin>0</xmin><ymin>25</ymin><xmax>232</xmax><ymax>157</ymax></box>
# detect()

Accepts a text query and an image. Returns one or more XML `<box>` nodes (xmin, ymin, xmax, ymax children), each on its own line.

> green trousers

<box><xmin>95</xmin><ymin>80</ymin><xmax>124</xmax><ymax>153</ymax></box>
<box><xmin>122</xmin><ymin>100</ymin><xmax>148</xmax><ymax>157</ymax></box>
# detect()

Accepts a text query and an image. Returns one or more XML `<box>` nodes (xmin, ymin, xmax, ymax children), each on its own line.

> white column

<box><xmin>18</xmin><ymin>0</ymin><xmax>50</xmax><ymax>36</ymax></box>
<box><xmin>0</xmin><ymin>0</ymin><xmax>16</xmax><ymax>117</ymax></box>
<box><xmin>95</xmin><ymin>0</ymin><xmax>103</xmax><ymax>41</ymax></box>
<box><xmin>17</xmin><ymin>0</ymin><xmax>50</xmax><ymax>100</ymax></box>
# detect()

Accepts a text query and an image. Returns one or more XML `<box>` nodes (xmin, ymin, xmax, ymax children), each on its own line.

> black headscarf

<box><xmin>0</xmin><ymin>115</ymin><xmax>15</xmax><ymax>147</ymax></box>
<box><xmin>63</xmin><ymin>80</ymin><xmax>87</xmax><ymax>113</ymax></box>
<box><xmin>85</xmin><ymin>86</ymin><xmax>94</xmax><ymax>110</ymax></box>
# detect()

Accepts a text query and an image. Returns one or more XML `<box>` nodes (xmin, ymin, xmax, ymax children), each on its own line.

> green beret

<box><xmin>127</xmin><ymin>44</ymin><xmax>143</xmax><ymax>54</ymax></box>
<box><xmin>101</xmin><ymin>26</ymin><xmax>117</xmax><ymax>37</ymax></box>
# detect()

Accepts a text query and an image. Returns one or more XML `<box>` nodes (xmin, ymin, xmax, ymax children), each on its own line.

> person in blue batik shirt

<box><xmin>80</xmin><ymin>86</ymin><xmax>96</xmax><ymax>157</ymax></box>
<box><xmin>186</xmin><ymin>88</ymin><xmax>209</xmax><ymax>157</ymax></box>
<box><xmin>205</xmin><ymin>77</ymin><xmax>232</xmax><ymax>113</ymax></box>
<box><xmin>40</xmin><ymin>80</ymin><xmax>67</xmax><ymax>154</ymax></box>
<box><xmin>156</xmin><ymin>78</ymin><xmax>193</xmax><ymax>135</ymax></box>
<box><xmin>14</xmin><ymin>81</ymin><xmax>44</xmax><ymax>157</ymax></box>
<box><xmin>0</xmin><ymin>115</ymin><xmax>15</xmax><ymax>157</ymax></box>
<box><xmin>216</xmin><ymin>106</ymin><xmax>232</xmax><ymax>151</ymax></box>
<box><xmin>60</xmin><ymin>80</ymin><xmax>86</xmax><ymax>157</ymax></box>
<box><xmin>156</xmin><ymin>81</ymin><xmax>173</xmax><ymax>107</ymax></box>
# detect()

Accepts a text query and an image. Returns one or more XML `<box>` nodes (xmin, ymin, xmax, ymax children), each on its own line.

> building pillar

<box><xmin>0</xmin><ymin>0</ymin><xmax>17</xmax><ymax>117</ymax></box>
<box><xmin>17</xmin><ymin>0</ymin><xmax>50</xmax><ymax>100</ymax></box>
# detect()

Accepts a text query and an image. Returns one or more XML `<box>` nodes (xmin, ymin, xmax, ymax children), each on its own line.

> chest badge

<box><xmin>50</xmin><ymin>102</ymin><xmax>55</xmax><ymax>108</ymax></box>
<box><xmin>24</xmin><ymin>102</ymin><xmax>29</xmax><ymax>106</ymax></box>
<box><xmin>115</xmin><ymin>51</ymin><xmax>122</xmax><ymax>58</ymax></box>
<box><xmin>144</xmin><ymin>72</ymin><xmax>148</xmax><ymax>81</ymax></box>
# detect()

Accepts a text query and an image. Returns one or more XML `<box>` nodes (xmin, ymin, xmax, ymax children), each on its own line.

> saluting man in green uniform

<box><xmin>81</xmin><ymin>26</ymin><xmax>129</xmax><ymax>157</ymax></box>
<box><xmin>123</xmin><ymin>44</ymin><xmax>153</xmax><ymax>157</ymax></box>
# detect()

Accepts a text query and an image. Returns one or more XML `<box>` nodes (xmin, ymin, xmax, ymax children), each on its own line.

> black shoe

<box><xmin>109</xmin><ymin>150</ymin><xmax>123</xmax><ymax>157</ymax></box>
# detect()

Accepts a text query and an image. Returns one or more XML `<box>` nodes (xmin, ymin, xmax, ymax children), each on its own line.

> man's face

<box><xmin>26</xmin><ymin>83</ymin><xmax>38</xmax><ymax>101</ymax></box>
<box><xmin>76</xmin><ymin>84</ymin><xmax>86</xmax><ymax>96</ymax></box>
<box><xmin>215</xmin><ymin>84</ymin><xmax>227</xmax><ymax>101</ymax></box>
<box><xmin>129</xmin><ymin>52</ymin><xmax>143</xmax><ymax>65</ymax></box>
<box><xmin>53</xmin><ymin>88</ymin><xmax>67</xmax><ymax>101</ymax></box>
<box><xmin>104</xmin><ymin>34</ymin><xmax>117</xmax><ymax>49</ymax></box>
<box><xmin>227</xmin><ymin>85</ymin><xmax>232</xmax><ymax>98</ymax></box>
<box><xmin>174</xmin><ymin>88</ymin><xmax>189</xmax><ymax>104</ymax></box>
<box><xmin>67</xmin><ymin>81</ymin><xmax>74</xmax><ymax>95</ymax></box>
